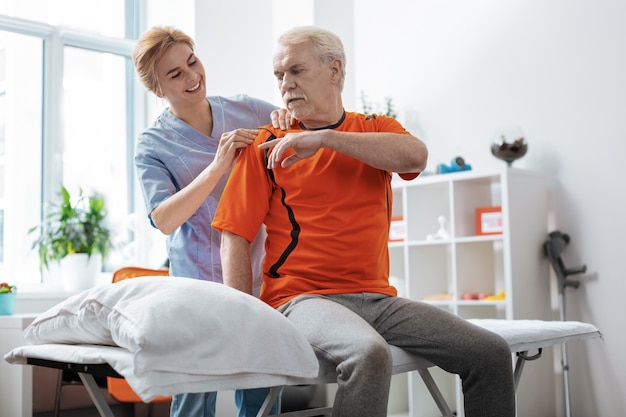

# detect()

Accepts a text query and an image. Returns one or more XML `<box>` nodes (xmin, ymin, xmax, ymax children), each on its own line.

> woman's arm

<box><xmin>151</xmin><ymin>109</ymin><xmax>292</xmax><ymax>235</ymax></box>
<box><xmin>150</xmin><ymin>128</ymin><xmax>257</xmax><ymax>234</ymax></box>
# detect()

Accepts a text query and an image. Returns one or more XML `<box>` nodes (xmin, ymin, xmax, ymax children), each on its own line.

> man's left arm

<box><xmin>220</xmin><ymin>230</ymin><xmax>254</xmax><ymax>295</ymax></box>
<box><xmin>320</xmin><ymin>131</ymin><xmax>427</xmax><ymax>173</ymax></box>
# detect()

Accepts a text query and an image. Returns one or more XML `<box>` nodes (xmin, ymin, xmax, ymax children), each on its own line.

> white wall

<box><xmin>352</xmin><ymin>1</ymin><xmax>625</xmax><ymax>415</ymax></box>
<box><xmin>194</xmin><ymin>0</ymin><xmax>284</xmax><ymax>104</ymax></box>
<box><xmin>194</xmin><ymin>0</ymin><xmax>355</xmax><ymax>106</ymax></box>
<box><xmin>194</xmin><ymin>0</ymin><xmax>625</xmax><ymax>415</ymax></box>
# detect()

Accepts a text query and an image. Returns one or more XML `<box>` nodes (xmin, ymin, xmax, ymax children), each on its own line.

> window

<box><xmin>61</xmin><ymin>46</ymin><xmax>131</xmax><ymax>272</ymax></box>
<box><xmin>1</xmin><ymin>0</ymin><xmax>243</xmax><ymax>289</ymax></box>
<box><xmin>0</xmin><ymin>3</ymin><xmax>142</xmax><ymax>287</ymax></box>
<box><xmin>0</xmin><ymin>28</ymin><xmax>44</xmax><ymax>285</ymax></box>
<box><xmin>1</xmin><ymin>0</ymin><xmax>127</xmax><ymax>38</ymax></box>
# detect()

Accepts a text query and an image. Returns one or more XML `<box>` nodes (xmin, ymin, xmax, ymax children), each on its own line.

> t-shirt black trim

<box><xmin>299</xmin><ymin>110</ymin><xmax>346</xmax><ymax>131</ymax></box>
<box><xmin>263</xmin><ymin>134</ymin><xmax>300</xmax><ymax>278</ymax></box>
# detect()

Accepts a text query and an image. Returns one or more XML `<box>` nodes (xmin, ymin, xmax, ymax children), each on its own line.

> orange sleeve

<box><xmin>212</xmin><ymin>129</ymin><xmax>274</xmax><ymax>242</ymax></box>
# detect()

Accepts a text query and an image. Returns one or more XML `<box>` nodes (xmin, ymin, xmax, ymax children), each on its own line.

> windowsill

<box><xmin>15</xmin><ymin>285</ymin><xmax>81</xmax><ymax>299</ymax></box>
<box><xmin>11</xmin><ymin>273</ymin><xmax>113</xmax><ymax>314</ymax></box>
<box><xmin>15</xmin><ymin>273</ymin><xmax>113</xmax><ymax>298</ymax></box>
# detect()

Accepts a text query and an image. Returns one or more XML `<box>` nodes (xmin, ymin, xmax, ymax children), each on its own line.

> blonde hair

<box><xmin>132</xmin><ymin>26</ymin><xmax>195</xmax><ymax>97</ymax></box>
<box><xmin>278</xmin><ymin>26</ymin><xmax>346</xmax><ymax>90</ymax></box>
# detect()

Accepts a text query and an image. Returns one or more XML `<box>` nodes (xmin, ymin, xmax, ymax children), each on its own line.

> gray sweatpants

<box><xmin>277</xmin><ymin>293</ymin><xmax>515</xmax><ymax>417</ymax></box>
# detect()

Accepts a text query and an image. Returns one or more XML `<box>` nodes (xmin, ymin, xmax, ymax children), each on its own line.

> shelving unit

<box><xmin>389</xmin><ymin>168</ymin><xmax>554</xmax><ymax>417</ymax></box>
<box><xmin>0</xmin><ymin>314</ymin><xmax>37</xmax><ymax>417</ymax></box>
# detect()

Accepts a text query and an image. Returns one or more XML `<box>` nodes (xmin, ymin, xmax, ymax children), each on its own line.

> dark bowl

<box><xmin>491</xmin><ymin>139</ymin><xmax>528</xmax><ymax>166</ymax></box>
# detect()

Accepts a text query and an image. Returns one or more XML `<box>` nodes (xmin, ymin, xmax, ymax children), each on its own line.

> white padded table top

<box><xmin>468</xmin><ymin>319</ymin><xmax>602</xmax><ymax>352</ymax></box>
<box><xmin>4</xmin><ymin>319</ymin><xmax>602</xmax><ymax>402</ymax></box>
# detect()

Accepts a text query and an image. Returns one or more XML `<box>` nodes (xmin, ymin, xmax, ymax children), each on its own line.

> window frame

<box><xmin>0</xmin><ymin>12</ymin><xmax>144</xmax><ymax>286</ymax></box>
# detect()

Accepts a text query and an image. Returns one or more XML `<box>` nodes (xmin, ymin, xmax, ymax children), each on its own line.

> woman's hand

<box><xmin>271</xmin><ymin>108</ymin><xmax>295</xmax><ymax>130</ymax></box>
<box><xmin>213</xmin><ymin>128</ymin><xmax>259</xmax><ymax>174</ymax></box>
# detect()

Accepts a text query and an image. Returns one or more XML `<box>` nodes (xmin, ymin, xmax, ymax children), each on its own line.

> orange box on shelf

<box><xmin>389</xmin><ymin>216</ymin><xmax>405</xmax><ymax>241</ymax></box>
<box><xmin>475</xmin><ymin>206</ymin><xmax>502</xmax><ymax>235</ymax></box>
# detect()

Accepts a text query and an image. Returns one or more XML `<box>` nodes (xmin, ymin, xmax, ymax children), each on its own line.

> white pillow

<box><xmin>24</xmin><ymin>276</ymin><xmax>319</xmax><ymax>378</ymax></box>
<box><xmin>23</xmin><ymin>288</ymin><xmax>116</xmax><ymax>346</ymax></box>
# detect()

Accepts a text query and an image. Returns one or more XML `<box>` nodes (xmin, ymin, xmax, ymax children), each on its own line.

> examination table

<box><xmin>4</xmin><ymin>277</ymin><xmax>601</xmax><ymax>417</ymax></box>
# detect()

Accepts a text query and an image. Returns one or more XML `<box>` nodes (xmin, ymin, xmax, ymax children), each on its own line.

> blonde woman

<box><xmin>133</xmin><ymin>26</ymin><xmax>288</xmax><ymax>417</ymax></box>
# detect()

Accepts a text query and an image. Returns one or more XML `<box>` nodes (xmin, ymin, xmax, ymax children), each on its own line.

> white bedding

<box><xmin>6</xmin><ymin>277</ymin><xmax>320</xmax><ymax>401</ymax></box>
<box><xmin>4</xmin><ymin>342</ymin><xmax>437</xmax><ymax>402</ymax></box>
<box><xmin>4</xmin><ymin>343</ymin><xmax>318</xmax><ymax>401</ymax></box>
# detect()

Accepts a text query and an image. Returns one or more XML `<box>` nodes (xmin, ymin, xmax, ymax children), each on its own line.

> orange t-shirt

<box><xmin>212</xmin><ymin>112</ymin><xmax>419</xmax><ymax>308</ymax></box>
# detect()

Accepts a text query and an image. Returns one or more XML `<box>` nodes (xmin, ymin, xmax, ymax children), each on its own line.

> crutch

<box><xmin>543</xmin><ymin>231</ymin><xmax>587</xmax><ymax>417</ymax></box>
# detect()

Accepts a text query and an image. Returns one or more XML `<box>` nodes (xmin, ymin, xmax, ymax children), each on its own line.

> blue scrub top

<box><xmin>134</xmin><ymin>94</ymin><xmax>278</xmax><ymax>295</ymax></box>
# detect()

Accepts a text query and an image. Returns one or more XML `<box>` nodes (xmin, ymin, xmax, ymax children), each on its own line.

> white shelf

<box><xmin>389</xmin><ymin>168</ymin><xmax>555</xmax><ymax>416</ymax></box>
<box><xmin>0</xmin><ymin>314</ymin><xmax>37</xmax><ymax>417</ymax></box>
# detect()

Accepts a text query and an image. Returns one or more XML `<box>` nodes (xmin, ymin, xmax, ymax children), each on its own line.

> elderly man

<box><xmin>212</xmin><ymin>26</ymin><xmax>515</xmax><ymax>417</ymax></box>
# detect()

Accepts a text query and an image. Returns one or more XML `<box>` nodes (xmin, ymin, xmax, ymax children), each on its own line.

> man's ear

<box><xmin>329</xmin><ymin>58</ymin><xmax>343</xmax><ymax>82</ymax></box>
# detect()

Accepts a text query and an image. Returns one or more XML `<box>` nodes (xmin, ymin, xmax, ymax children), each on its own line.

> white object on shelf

<box><xmin>426</xmin><ymin>215</ymin><xmax>450</xmax><ymax>240</ymax></box>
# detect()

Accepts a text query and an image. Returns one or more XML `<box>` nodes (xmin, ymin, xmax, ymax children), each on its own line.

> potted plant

<box><xmin>29</xmin><ymin>186</ymin><xmax>113</xmax><ymax>291</ymax></box>
<box><xmin>360</xmin><ymin>91</ymin><xmax>398</xmax><ymax>119</ymax></box>
<box><xmin>0</xmin><ymin>282</ymin><xmax>17</xmax><ymax>315</ymax></box>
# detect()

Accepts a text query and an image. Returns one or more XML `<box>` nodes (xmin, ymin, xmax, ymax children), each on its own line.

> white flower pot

<box><xmin>60</xmin><ymin>253</ymin><xmax>102</xmax><ymax>292</ymax></box>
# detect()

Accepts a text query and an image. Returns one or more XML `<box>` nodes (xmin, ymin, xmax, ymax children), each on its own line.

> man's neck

<box><xmin>300</xmin><ymin>109</ymin><xmax>346</xmax><ymax>130</ymax></box>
